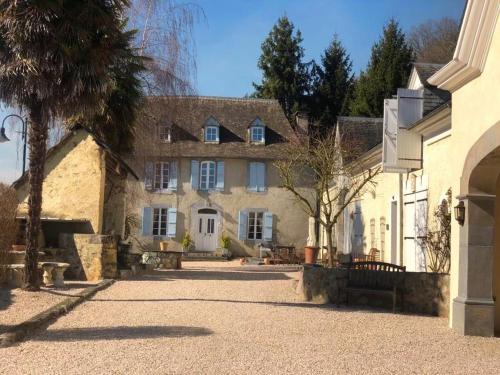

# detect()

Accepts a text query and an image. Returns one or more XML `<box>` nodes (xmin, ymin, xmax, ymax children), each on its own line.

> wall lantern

<box><xmin>454</xmin><ymin>201</ymin><xmax>465</xmax><ymax>226</ymax></box>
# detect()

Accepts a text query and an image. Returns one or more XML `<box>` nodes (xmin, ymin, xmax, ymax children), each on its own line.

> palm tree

<box><xmin>0</xmin><ymin>0</ymin><xmax>136</xmax><ymax>290</ymax></box>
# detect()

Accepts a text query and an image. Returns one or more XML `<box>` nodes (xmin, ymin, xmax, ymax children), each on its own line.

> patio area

<box><xmin>1</xmin><ymin>261</ymin><xmax>499</xmax><ymax>374</ymax></box>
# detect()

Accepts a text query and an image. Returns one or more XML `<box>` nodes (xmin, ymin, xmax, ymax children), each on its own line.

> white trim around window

<box><xmin>205</xmin><ymin>125</ymin><xmax>219</xmax><ymax>142</ymax></box>
<box><xmin>200</xmin><ymin>160</ymin><xmax>216</xmax><ymax>190</ymax></box>
<box><xmin>250</xmin><ymin>126</ymin><xmax>265</xmax><ymax>143</ymax></box>
<box><xmin>154</xmin><ymin>161</ymin><xmax>170</xmax><ymax>191</ymax></box>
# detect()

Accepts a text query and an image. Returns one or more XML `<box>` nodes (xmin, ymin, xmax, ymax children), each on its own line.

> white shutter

<box><xmin>382</xmin><ymin>99</ymin><xmax>403</xmax><ymax>173</ymax></box>
<box><xmin>263</xmin><ymin>212</ymin><xmax>273</xmax><ymax>241</ymax></box>
<box><xmin>238</xmin><ymin>210</ymin><xmax>248</xmax><ymax>240</ymax></box>
<box><xmin>144</xmin><ymin>162</ymin><xmax>154</xmax><ymax>191</ymax></box>
<box><xmin>257</xmin><ymin>163</ymin><xmax>266</xmax><ymax>192</ymax></box>
<box><xmin>169</xmin><ymin>161</ymin><xmax>177</xmax><ymax>191</ymax></box>
<box><xmin>403</xmin><ymin>198</ymin><xmax>416</xmax><ymax>272</ymax></box>
<box><xmin>191</xmin><ymin>160</ymin><xmax>199</xmax><ymax>190</ymax></box>
<box><xmin>396</xmin><ymin>88</ymin><xmax>423</xmax><ymax>170</ymax></box>
<box><xmin>142</xmin><ymin>207</ymin><xmax>152</xmax><ymax>236</ymax></box>
<box><xmin>216</xmin><ymin>161</ymin><xmax>224</xmax><ymax>190</ymax></box>
<box><xmin>167</xmin><ymin>208</ymin><xmax>177</xmax><ymax>238</ymax></box>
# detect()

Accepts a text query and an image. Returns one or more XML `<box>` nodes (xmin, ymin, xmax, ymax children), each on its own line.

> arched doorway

<box><xmin>454</xmin><ymin>122</ymin><xmax>500</xmax><ymax>336</ymax></box>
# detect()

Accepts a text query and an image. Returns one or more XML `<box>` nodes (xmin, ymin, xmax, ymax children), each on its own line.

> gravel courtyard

<box><xmin>1</xmin><ymin>261</ymin><xmax>499</xmax><ymax>374</ymax></box>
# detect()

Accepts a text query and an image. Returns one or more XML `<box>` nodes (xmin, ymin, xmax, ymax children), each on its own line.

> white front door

<box><xmin>195</xmin><ymin>212</ymin><xmax>218</xmax><ymax>251</ymax></box>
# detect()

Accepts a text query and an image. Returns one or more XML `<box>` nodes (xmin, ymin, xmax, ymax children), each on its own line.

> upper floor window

<box><xmin>154</xmin><ymin>162</ymin><xmax>169</xmax><ymax>190</ymax></box>
<box><xmin>158</xmin><ymin>125</ymin><xmax>171</xmax><ymax>143</ymax></box>
<box><xmin>249</xmin><ymin>118</ymin><xmax>266</xmax><ymax>144</ymax></box>
<box><xmin>204</xmin><ymin>117</ymin><xmax>220</xmax><ymax>143</ymax></box>
<box><xmin>205</xmin><ymin>126</ymin><xmax>219</xmax><ymax>142</ymax></box>
<box><xmin>200</xmin><ymin>161</ymin><xmax>216</xmax><ymax>190</ymax></box>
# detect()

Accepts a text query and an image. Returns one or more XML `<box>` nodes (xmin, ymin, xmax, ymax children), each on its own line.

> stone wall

<box><xmin>59</xmin><ymin>233</ymin><xmax>117</xmax><ymax>281</ymax></box>
<box><xmin>296</xmin><ymin>265</ymin><xmax>450</xmax><ymax>317</ymax></box>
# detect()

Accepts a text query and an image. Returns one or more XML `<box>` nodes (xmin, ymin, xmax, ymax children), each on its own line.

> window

<box><xmin>158</xmin><ymin>125</ymin><xmax>171</xmax><ymax>143</ymax></box>
<box><xmin>247</xmin><ymin>211</ymin><xmax>263</xmax><ymax>240</ymax></box>
<box><xmin>200</xmin><ymin>161</ymin><xmax>216</xmax><ymax>190</ymax></box>
<box><xmin>152</xmin><ymin>208</ymin><xmax>168</xmax><ymax>236</ymax></box>
<box><xmin>154</xmin><ymin>162</ymin><xmax>169</xmax><ymax>190</ymax></box>
<box><xmin>250</xmin><ymin>126</ymin><xmax>264</xmax><ymax>143</ymax></box>
<box><xmin>205</xmin><ymin>126</ymin><xmax>219</xmax><ymax>142</ymax></box>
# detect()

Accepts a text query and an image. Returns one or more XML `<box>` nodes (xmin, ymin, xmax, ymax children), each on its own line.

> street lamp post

<box><xmin>0</xmin><ymin>114</ymin><xmax>28</xmax><ymax>174</ymax></box>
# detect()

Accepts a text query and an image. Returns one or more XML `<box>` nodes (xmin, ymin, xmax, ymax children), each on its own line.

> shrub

<box><xmin>0</xmin><ymin>183</ymin><xmax>19</xmax><ymax>282</ymax></box>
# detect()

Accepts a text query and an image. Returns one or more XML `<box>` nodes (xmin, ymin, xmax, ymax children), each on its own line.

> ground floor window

<box><xmin>247</xmin><ymin>211</ymin><xmax>263</xmax><ymax>240</ymax></box>
<box><xmin>153</xmin><ymin>208</ymin><xmax>168</xmax><ymax>236</ymax></box>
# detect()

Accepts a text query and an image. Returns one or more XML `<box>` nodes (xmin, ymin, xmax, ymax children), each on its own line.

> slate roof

<box><xmin>413</xmin><ymin>63</ymin><xmax>451</xmax><ymax>115</ymax></box>
<box><xmin>135</xmin><ymin>96</ymin><xmax>298</xmax><ymax>160</ymax></box>
<box><xmin>336</xmin><ymin>116</ymin><xmax>383</xmax><ymax>153</ymax></box>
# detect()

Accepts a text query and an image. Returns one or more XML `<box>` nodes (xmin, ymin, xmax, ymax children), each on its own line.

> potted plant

<box><xmin>220</xmin><ymin>232</ymin><xmax>232</xmax><ymax>259</ymax></box>
<box><xmin>181</xmin><ymin>233</ymin><xmax>193</xmax><ymax>253</ymax></box>
<box><xmin>160</xmin><ymin>240</ymin><xmax>169</xmax><ymax>251</ymax></box>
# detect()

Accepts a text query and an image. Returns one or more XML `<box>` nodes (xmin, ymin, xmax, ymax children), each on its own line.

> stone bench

<box><xmin>2</xmin><ymin>262</ymin><xmax>70</xmax><ymax>288</ymax></box>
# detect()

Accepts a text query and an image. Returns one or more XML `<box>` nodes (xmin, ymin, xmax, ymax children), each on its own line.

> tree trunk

<box><xmin>326</xmin><ymin>225</ymin><xmax>334</xmax><ymax>268</ymax></box>
<box><xmin>23</xmin><ymin>101</ymin><xmax>47</xmax><ymax>291</ymax></box>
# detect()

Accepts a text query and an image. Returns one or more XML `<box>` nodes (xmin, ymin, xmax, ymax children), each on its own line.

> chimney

<box><xmin>295</xmin><ymin>112</ymin><xmax>309</xmax><ymax>135</ymax></box>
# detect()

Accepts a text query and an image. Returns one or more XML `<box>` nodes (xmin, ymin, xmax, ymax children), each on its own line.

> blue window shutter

<box><xmin>238</xmin><ymin>210</ymin><xmax>248</xmax><ymax>240</ymax></box>
<box><xmin>169</xmin><ymin>161</ymin><xmax>177</xmax><ymax>191</ymax></box>
<box><xmin>142</xmin><ymin>207</ymin><xmax>152</xmax><ymax>235</ymax></box>
<box><xmin>216</xmin><ymin>161</ymin><xmax>225</xmax><ymax>190</ymax></box>
<box><xmin>257</xmin><ymin>163</ymin><xmax>266</xmax><ymax>192</ymax></box>
<box><xmin>248</xmin><ymin>162</ymin><xmax>257</xmax><ymax>191</ymax></box>
<box><xmin>191</xmin><ymin>160</ymin><xmax>199</xmax><ymax>190</ymax></box>
<box><xmin>263</xmin><ymin>212</ymin><xmax>273</xmax><ymax>241</ymax></box>
<box><xmin>144</xmin><ymin>162</ymin><xmax>154</xmax><ymax>191</ymax></box>
<box><xmin>215</xmin><ymin>127</ymin><xmax>220</xmax><ymax>142</ymax></box>
<box><xmin>167</xmin><ymin>208</ymin><xmax>177</xmax><ymax>238</ymax></box>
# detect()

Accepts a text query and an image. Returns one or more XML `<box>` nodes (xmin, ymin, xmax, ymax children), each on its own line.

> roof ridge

<box><xmin>148</xmin><ymin>95</ymin><xmax>279</xmax><ymax>104</ymax></box>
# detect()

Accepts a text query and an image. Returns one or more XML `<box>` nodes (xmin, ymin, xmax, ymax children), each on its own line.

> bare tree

<box><xmin>275</xmin><ymin>130</ymin><xmax>381</xmax><ymax>267</ymax></box>
<box><xmin>128</xmin><ymin>0</ymin><xmax>202</xmax><ymax>95</ymax></box>
<box><xmin>408</xmin><ymin>18</ymin><xmax>460</xmax><ymax>64</ymax></box>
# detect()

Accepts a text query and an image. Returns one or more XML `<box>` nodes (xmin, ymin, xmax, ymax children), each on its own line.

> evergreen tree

<box><xmin>349</xmin><ymin>20</ymin><xmax>414</xmax><ymax>117</ymax></box>
<box><xmin>253</xmin><ymin>16</ymin><xmax>308</xmax><ymax>118</ymax></box>
<box><xmin>310</xmin><ymin>36</ymin><xmax>354</xmax><ymax>130</ymax></box>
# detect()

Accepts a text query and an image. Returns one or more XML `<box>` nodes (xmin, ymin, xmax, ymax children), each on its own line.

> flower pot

<box><xmin>263</xmin><ymin>258</ymin><xmax>271</xmax><ymax>265</ymax></box>
<box><xmin>160</xmin><ymin>241</ymin><xmax>168</xmax><ymax>251</ymax></box>
<box><xmin>304</xmin><ymin>246</ymin><xmax>319</xmax><ymax>264</ymax></box>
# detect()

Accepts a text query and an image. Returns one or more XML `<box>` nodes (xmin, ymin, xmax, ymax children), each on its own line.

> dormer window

<box><xmin>203</xmin><ymin>117</ymin><xmax>220</xmax><ymax>143</ymax></box>
<box><xmin>249</xmin><ymin>118</ymin><xmax>266</xmax><ymax>144</ymax></box>
<box><xmin>158</xmin><ymin>124</ymin><xmax>171</xmax><ymax>143</ymax></box>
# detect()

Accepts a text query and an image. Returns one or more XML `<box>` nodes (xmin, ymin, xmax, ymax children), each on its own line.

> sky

<box><xmin>0</xmin><ymin>0</ymin><xmax>464</xmax><ymax>184</ymax></box>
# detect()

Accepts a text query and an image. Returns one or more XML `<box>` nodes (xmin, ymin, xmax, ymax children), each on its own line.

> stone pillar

<box><xmin>452</xmin><ymin>195</ymin><xmax>495</xmax><ymax>336</ymax></box>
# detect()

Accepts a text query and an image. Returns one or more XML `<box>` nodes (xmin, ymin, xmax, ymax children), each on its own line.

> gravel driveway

<box><xmin>1</xmin><ymin>261</ymin><xmax>499</xmax><ymax>374</ymax></box>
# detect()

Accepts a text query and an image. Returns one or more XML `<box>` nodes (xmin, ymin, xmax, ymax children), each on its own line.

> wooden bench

<box><xmin>339</xmin><ymin>261</ymin><xmax>406</xmax><ymax>313</ymax></box>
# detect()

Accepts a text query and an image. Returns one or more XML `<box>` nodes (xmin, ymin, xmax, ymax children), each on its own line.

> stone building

<box><xmin>14</xmin><ymin>96</ymin><xmax>311</xmax><ymax>265</ymax></box>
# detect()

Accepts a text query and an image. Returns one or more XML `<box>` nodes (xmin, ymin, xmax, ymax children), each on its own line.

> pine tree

<box><xmin>310</xmin><ymin>36</ymin><xmax>354</xmax><ymax>130</ymax></box>
<box><xmin>253</xmin><ymin>16</ymin><xmax>308</xmax><ymax>118</ymax></box>
<box><xmin>349</xmin><ymin>20</ymin><xmax>414</xmax><ymax>117</ymax></box>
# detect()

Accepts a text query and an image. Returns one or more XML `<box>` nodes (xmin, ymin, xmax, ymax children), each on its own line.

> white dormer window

<box><xmin>204</xmin><ymin>117</ymin><xmax>220</xmax><ymax>143</ymax></box>
<box><xmin>249</xmin><ymin>118</ymin><xmax>266</xmax><ymax>144</ymax></box>
<box><xmin>205</xmin><ymin>126</ymin><xmax>218</xmax><ymax>142</ymax></box>
<box><xmin>158</xmin><ymin>125</ymin><xmax>171</xmax><ymax>143</ymax></box>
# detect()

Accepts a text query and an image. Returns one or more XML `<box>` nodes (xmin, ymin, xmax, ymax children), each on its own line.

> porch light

<box><xmin>454</xmin><ymin>201</ymin><xmax>465</xmax><ymax>226</ymax></box>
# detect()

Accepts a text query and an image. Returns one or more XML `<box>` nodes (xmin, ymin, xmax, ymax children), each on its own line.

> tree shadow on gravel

<box><xmin>33</xmin><ymin>325</ymin><xmax>213</xmax><ymax>342</ymax></box>
<box><xmin>0</xmin><ymin>287</ymin><xmax>12</xmax><ymax>311</ymax></box>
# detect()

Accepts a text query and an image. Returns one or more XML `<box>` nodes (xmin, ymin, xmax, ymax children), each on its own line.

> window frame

<box><xmin>250</xmin><ymin>126</ymin><xmax>265</xmax><ymax>143</ymax></box>
<box><xmin>153</xmin><ymin>161</ymin><xmax>170</xmax><ymax>191</ymax></box>
<box><xmin>199</xmin><ymin>160</ymin><xmax>216</xmax><ymax>190</ymax></box>
<box><xmin>205</xmin><ymin>125</ymin><xmax>219</xmax><ymax>143</ymax></box>
<box><xmin>158</xmin><ymin>125</ymin><xmax>171</xmax><ymax>143</ymax></box>
<box><xmin>152</xmin><ymin>207</ymin><xmax>168</xmax><ymax>237</ymax></box>
<box><xmin>247</xmin><ymin>211</ymin><xmax>264</xmax><ymax>240</ymax></box>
